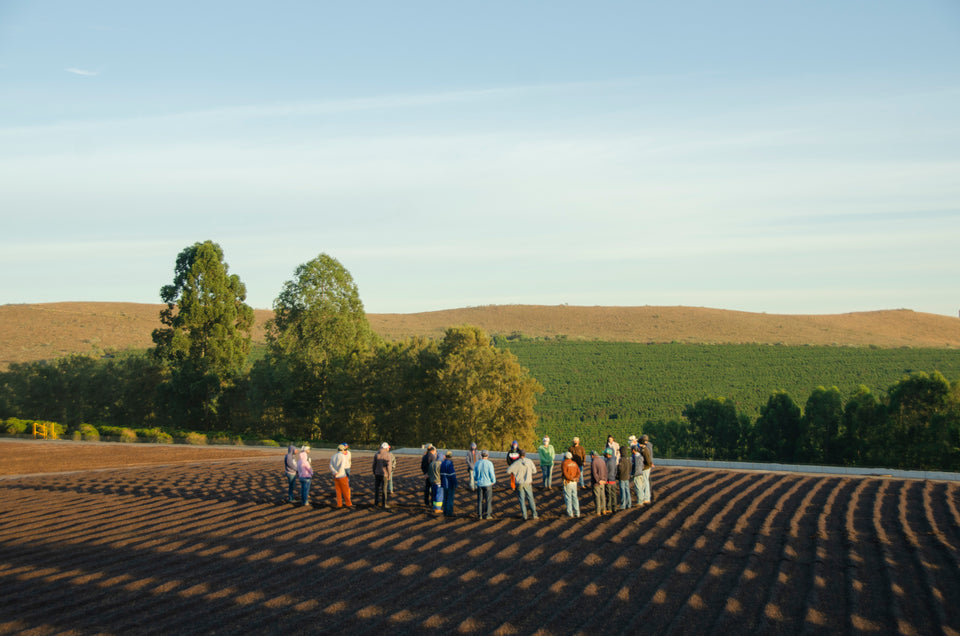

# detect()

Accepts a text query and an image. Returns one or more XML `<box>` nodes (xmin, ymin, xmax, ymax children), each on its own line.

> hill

<box><xmin>1</xmin><ymin>301</ymin><xmax>959</xmax><ymax>369</ymax></box>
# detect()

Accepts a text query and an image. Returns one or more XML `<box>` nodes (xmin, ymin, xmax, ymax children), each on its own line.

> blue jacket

<box><xmin>474</xmin><ymin>458</ymin><xmax>497</xmax><ymax>487</ymax></box>
<box><xmin>440</xmin><ymin>458</ymin><xmax>458</xmax><ymax>489</ymax></box>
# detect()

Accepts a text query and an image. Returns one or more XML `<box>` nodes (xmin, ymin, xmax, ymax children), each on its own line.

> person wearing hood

<box><xmin>284</xmin><ymin>444</ymin><xmax>299</xmax><ymax>504</ymax></box>
<box><xmin>538</xmin><ymin>437</ymin><xmax>556</xmax><ymax>489</ymax></box>
<box><xmin>373</xmin><ymin>442</ymin><xmax>393</xmax><ymax>508</ymax></box>
<box><xmin>465</xmin><ymin>442</ymin><xmax>479</xmax><ymax>491</ymax></box>
<box><xmin>506</xmin><ymin>449</ymin><xmax>538</xmax><ymax>520</ymax></box>
<box><xmin>440</xmin><ymin>450</ymin><xmax>458</xmax><ymax>517</ymax></box>
<box><xmin>590</xmin><ymin>450</ymin><xmax>607</xmax><ymax>516</ymax></box>
<box><xmin>296</xmin><ymin>445</ymin><xmax>314</xmax><ymax>508</ymax></box>
<box><xmin>330</xmin><ymin>444</ymin><xmax>352</xmax><ymax>508</ymax></box>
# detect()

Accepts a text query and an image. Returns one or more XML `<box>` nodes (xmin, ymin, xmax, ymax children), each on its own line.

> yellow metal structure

<box><xmin>32</xmin><ymin>422</ymin><xmax>57</xmax><ymax>440</ymax></box>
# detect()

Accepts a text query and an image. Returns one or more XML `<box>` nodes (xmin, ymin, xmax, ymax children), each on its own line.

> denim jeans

<box><xmin>541</xmin><ymin>463</ymin><xmax>553</xmax><ymax>488</ymax></box>
<box><xmin>286</xmin><ymin>473</ymin><xmax>297</xmax><ymax>502</ymax></box>
<box><xmin>632</xmin><ymin>474</ymin><xmax>644</xmax><ymax>505</ymax></box>
<box><xmin>619</xmin><ymin>480</ymin><xmax>632</xmax><ymax>510</ymax></box>
<box><xmin>516</xmin><ymin>484</ymin><xmax>537</xmax><ymax>519</ymax></box>
<box><xmin>469</xmin><ymin>471</ymin><xmax>476</xmax><ymax>491</ymax></box>
<box><xmin>563</xmin><ymin>481</ymin><xmax>580</xmax><ymax>517</ymax></box>
<box><xmin>298</xmin><ymin>477</ymin><xmax>311</xmax><ymax>506</ymax></box>
<box><xmin>641</xmin><ymin>468</ymin><xmax>652</xmax><ymax>503</ymax></box>
<box><xmin>477</xmin><ymin>485</ymin><xmax>493</xmax><ymax>518</ymax></box>
<box><xmin>442</xmin><ymin>486</ymin><xmax>456</xmax><ymax>516</ymax></box>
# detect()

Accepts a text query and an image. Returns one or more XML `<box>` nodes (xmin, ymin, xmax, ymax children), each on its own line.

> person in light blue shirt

<box><xmin>474</xmin><ymin>450</ymin><xmax>497</xmax><ymax>519</ymax></box>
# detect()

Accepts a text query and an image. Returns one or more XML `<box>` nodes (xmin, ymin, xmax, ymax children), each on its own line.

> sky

<box><xmin>1</xmin><ymin>1</ymin><xmax>959</xmax><ymax>316</ymax></box>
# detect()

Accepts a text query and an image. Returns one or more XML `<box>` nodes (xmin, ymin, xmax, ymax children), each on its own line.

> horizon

<box><xmin>2</xmin><ymin>2</ymin><xmax>958</xmax><ymax>316</ymax></box>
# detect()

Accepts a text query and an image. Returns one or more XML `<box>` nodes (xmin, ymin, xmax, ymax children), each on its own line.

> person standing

<box><xmin>590</xmin><ymin>450</ymin><xmax>607</xmax><ymax>516</ymax></box>
<box><xmin>373</xmin><ymin>442</ymin><xmax>393</xmax><ymax>508</ymax></box>
<box><xmin>296</xmin><ymin>445</ymin><xmax>313</xmax><ymax>508</ymax></box>
<box><xmin>617</xmin><ymin>446</ymin><xmax>633</xmax><ymax>510</ymax></box>
<box><xmin>474</xmin><ymin>450</ymin><xmax>496</xmax><ymax>519</ymax></box>
<box><xmin>568</xmin><ymin>437</ymin><xmax>586</xmax><ymax>488</ymax></box>
<box><xmin>429</xmin><ymin>451</ymin><xmax>444</xmax><ymax>514</ymax></box>
<box><xmin>506</xmin><ymin>449</ymin><xmax>538</xmax><ymax>520</ymax></box>
<box><xmin>604</xmin><ymin>448</ymin><xmax>619</xmax><ymax>513</ymax></box>
<box><xmin>388</xmin><ymin>447</ymin><xmax>397</xmax><ymax>495</ymax></box>
<box><xmin>605</xmin><ymin>435</ymin><xmax>621</xmax><ymax>461</ymax></box>
<box><xmin>561</xmin><ymin>451</ymin><xmax>581</xmax><ymax>518</ymax></box>
<box><xmin>330</xmin><ymin>443</ymin><xmax>352</xmax><ymax>508</ymax></box>
<box><xmin>640</xmin><ymin>434</ymin><xmax>655</xmax><ymax>505</ymax></box>
<box><xmin>506</xmin><ymin>440</ymin><xmax>522</xmax><ymax>490</ymax></box>
<box><xmin>421</xmin><ymin>445</ymin><xmax>437</xmax><ymax>508</ymax></box>
<box><xmin>342</xmin><ymin>443</ymin><xmax>352</xmax><ymax>478</ymax></box>
<box><xmin>440</xmin><ymin>450</ymin><xmax>458</xmax><ymax>517</ymax></box>
<box><xmin>284</xmin><ymin>444</ymin><xmax>299</xmax><ymax>504</ymax></box>
<box><xmin>465</xmin><ymin>442</ymin><xmax>479</xmax><ymax>491</ymax></box>
<box><xmin>538</xmin><ymin>437</ymin><xmax>556</xmax><ymax>489</ymax></box>
<box><xmin>631</xmin><ymin>443</ymin><xmax>645</xmax><ymax>507</ymax></box>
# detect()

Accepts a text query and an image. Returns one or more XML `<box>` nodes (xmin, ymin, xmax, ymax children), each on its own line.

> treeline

<box><xmin>0</xmin><ymin>242</ymin><xmax>543</xmax><ymax>451</ymax></box>
<box><xmin>649</xmin><ymin>373</ymin><xmax>960</xmax><ymax>470</ymax></box>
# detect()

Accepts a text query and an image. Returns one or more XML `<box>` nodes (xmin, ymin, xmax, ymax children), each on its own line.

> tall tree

<box><xmin>802</xmin><ymin>386</ymin><xmax>844</xmax><ymax>464</ymax></box>
<box><xmin>682</xmin><ymin>396</ymin><xmax>749</xmax><ymax>460</ymax></box>
<box><xmin>263</xmin><ymin>253</ymin><xmax>378</xmax><ymax>439</ymax></box>
<box><xmin>430</xmin><ymin>326</ymin><xmax>544</xmax><ymax>450</ymax></box>
<box><xmin>754</xmin><ymin>391</ymin><xmax>803</xmax><ymax>462</ymax></box>
<box><xmin>151</xmin><ymin>240</ymin><xmax>254</xmax><ymax>428</ymax></box>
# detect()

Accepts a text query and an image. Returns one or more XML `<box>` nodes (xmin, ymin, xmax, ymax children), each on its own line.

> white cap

<box><xmin>381</xmin><ymin>442</ymin><xmax>390</xmax><ymax>449</ymax></box>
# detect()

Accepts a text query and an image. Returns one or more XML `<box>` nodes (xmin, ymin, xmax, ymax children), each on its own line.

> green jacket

<box><xmin>537</xmin><ymin>444</ymin><xmax>556</xmax><ymax>466</ymax></box>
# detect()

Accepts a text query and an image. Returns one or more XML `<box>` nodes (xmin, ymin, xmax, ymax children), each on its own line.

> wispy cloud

<box><xmin>65</xmin><ymin>67</ymin><xmax>100</xmax><ymax>76</ymax></box>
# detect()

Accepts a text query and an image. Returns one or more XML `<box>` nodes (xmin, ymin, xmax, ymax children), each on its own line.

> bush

<box><xmin>184</xmin><ymin>432</ymin><xmax>207</xmax><ymax>445</ymax></box>
<box><xmin>257</xmin><ymin>439</ymin><xmax>280</xmax><ymax>447</ymax></box>
<box><xmin>79</xmin><ymin>423</ymin><xmax>100</xmax><ymax>441</ymax></box>
<box><xmin>119</xmin><ymin>428</ymin><xmax>138</xmax><ymax>443</ymax></box>
<box><xmin>134</xmin><ymin>428</ymin><xmax>172</xmax><ymax>443</ymax></box>
<box><xmin>211</xmin><ymin>434</ymin><xmax>231</xmax><ymax>445</ymax></box>
<box><xmin>3</xmin><ymin>418</ymin><xmax>27</xmax><ymax>435</ymax></box>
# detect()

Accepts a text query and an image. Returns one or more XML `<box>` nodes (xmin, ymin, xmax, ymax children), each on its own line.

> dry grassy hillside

<box><xmin>1</xmin><ymin>301</ymin><xmax>959</xmax><ymax>369</ymax></box>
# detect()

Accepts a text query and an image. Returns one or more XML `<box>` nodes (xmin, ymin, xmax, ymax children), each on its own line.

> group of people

<box><xmin>284</xmin><ymin>433</ymin><xmax>654</xmax><ymax>521</ymax></box>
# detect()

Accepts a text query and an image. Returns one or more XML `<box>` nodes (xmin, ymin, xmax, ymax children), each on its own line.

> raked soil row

<box><xmin>1</xmin><ymin>454</ymin><xmax>958</xmax><ymax>635</ymax></box>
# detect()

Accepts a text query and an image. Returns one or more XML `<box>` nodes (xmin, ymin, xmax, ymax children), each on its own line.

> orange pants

<box><xmin>334</xmin><ymin>476</ymin><xmax>352</xmax><ymax>507</ymax></box>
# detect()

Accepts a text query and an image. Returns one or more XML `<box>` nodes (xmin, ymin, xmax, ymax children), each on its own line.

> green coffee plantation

<box><xmin>500</xmin><ymin>341</ymin><xmax>960</xmax><ymax>453</ymax></box>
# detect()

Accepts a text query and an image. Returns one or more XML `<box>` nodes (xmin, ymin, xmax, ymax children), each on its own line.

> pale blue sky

<box><xmin>2</xmin><ymin>1</ymin><xmax>959</xmax><ymax>315</ymax></box>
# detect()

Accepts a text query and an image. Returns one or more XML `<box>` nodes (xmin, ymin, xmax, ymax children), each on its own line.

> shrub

<box><xmin>119</xmin><ymin>428</ymin><xmax>138</xmax><ymax>443</ymax></box>
<box><xmin>72</xmin><ymin>430</ymin><xmax>82</xmax><ymax>441</ymax></box>
<box><xmin>257</xmin><ymin>439</ymin><xmax>280</xmax><ymax>447</ymax></box>
<box><xmin>79</xmin><ymin>423</ymin><xmax>100</xmax><ymax>441</ymax></box>
<box><xmin>3</xmin><ymin>418</ymin><xmax>28</xmax><ymax>435</ymax></box>
<box><xmin>184</xmin><ymin>432</ymin><xmax>207</xmax><ymax>445</ymax></box>
<box><xmin>135</xmin><ymin>428</ymin><xmax>171</xmax><ymax>443</ymax></box>
<box><xmin>211</xmin><ymin>434</ymin><xmax>231</xmax><ymax>445</ymax></box>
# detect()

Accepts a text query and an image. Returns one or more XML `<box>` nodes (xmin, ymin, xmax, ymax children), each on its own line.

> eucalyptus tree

<box><xmin>151</xmin><ymin>240</ymin><xmax>254</xmax><ymax>428</ymax></box>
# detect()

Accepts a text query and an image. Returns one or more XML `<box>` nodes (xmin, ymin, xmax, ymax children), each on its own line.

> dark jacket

<box><xmin>421</xmin><ymin>450</ymin><xmax>436</xmax><ymax>475</ymax></box>
<box><xmin>617</xmin><ymin>454</ymin><xmax>632</xmax><ymax>481</ymax></box>
<box><xmin>641</xmin><ymin>444</ymin><xmax>654</xmax><ymax>470</ymax></box>
<box><xmin>590</xmin><ymin>456</ymin><xmax>607</xmax><ymax>486</ymax></box>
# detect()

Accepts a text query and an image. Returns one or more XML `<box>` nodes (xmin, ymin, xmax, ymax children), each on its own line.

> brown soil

<box><xmin>1</xmin><ymin>440</ymin><xmax>957</xmax><ymax>634</ymax></box>
<box><xmin>2</xmin><ymin>302</ymin><xmax>960</xmax><ymax>369</ymax></box>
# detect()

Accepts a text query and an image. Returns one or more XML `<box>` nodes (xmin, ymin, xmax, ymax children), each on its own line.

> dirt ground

<box><xmin>1</xmin><ymin>440</ymin><xmax>958</xmax><ymax>635</ymax></box>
